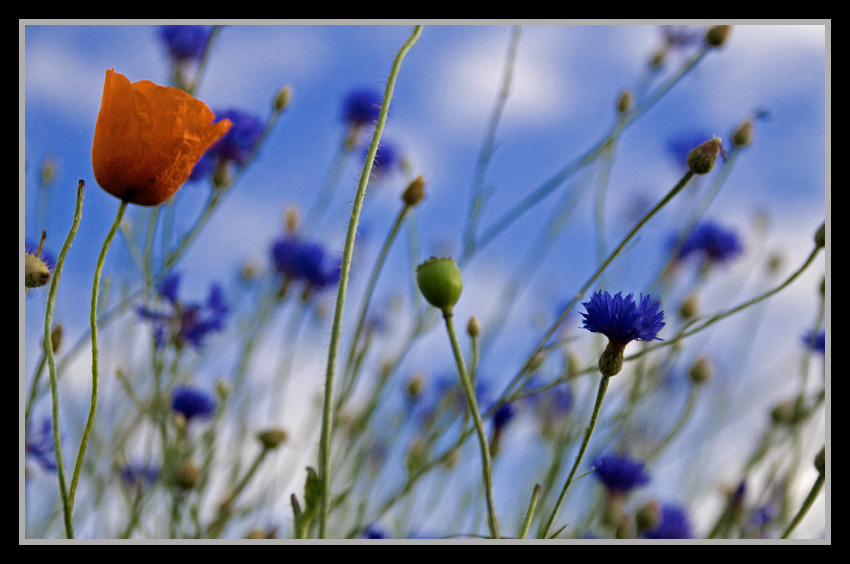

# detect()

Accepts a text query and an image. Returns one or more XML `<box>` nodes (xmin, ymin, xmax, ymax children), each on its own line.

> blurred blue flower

<box><xmin>363</xmin><ymin>525</ymin><xmax>386</xmax><ymax>539</ymax></box>
<box><xmin>581</xmin><ymin>291</ymin><xmax>665</xmax><ymax>345</ymax></box>
<box><xmin>159</xmin><ymin>25</ymin><xmax>213</xmax><ymax>62</ymax></box>
<box><xmin>207</xmin><ymin>109</ymin><xmax>265</xmax><ymax>167</ymax></box>
<box><xmin>673</xmin><ymin>220</ymin><xmax>743</xmax><ymax>265</ymax></box>
<box><xmin>342</xmin><ymin>88</ymin><xmax>383</xmax><ymax>126</ymax></box>
<box><xmin>592</xmin><ymin>454</ymin><xmax>650</xmax><ymax>494</ymax></box>
<box><xmin>25</xmin><ymin>417</ymin><xmax>57</xmax><ymax>472</ymax></box>
<box><xmin>493</xmin><ymin>402</ymin><xmax>516</xmax><ymax>431</ymax></box>
<box><xmin>120</xmin><ymin>462</ymin><xmax>159</xmax><ymax>490</ymax></box>
<box><xmin>137</xmin><ymin>272</ymin><xmax>229</xmax><ymax>350</ymax></box>
<box><xmin>271</xmin><ymin>235</ymin><xmax>341</xmax><ymax>292</ymax></box>
<box><xmin>369</xmin><ymin>140</ymin><xmax>402</xmax><ymax>177</ymax></box>
<box><xmin>666</xmin><ymin>130</ymin><xmax>713</xmax><ymax>168</ymax></box>
<box><xmin>642</xmin><ymin>503</ymin><xmax>694</xmax><ymax>539</ymax></box>
<box><xmin>171</xmin><ymin>385</ymin><xmax>216</xmax><ymax>421</ymax></box>
<box><xmin>801</xmin><ymin>330</ymin><xmax>825</xmax><ymax>355</ymax></box>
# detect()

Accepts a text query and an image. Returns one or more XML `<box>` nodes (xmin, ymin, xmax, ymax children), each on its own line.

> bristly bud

<box><xmin>814</xmin><ymin>222</ymin><xmax>825</xmax><ymax>248</ymax></box>
<box><xmin>688</xmin><ymin>355</ymin><xmax>713</xmax><ymax>384</ymax></box>
<box><xmin>25</xmin><ymin>251</ymin><xmax>51</xmax><ymax>288</ymax></box>
<box><xmin>617</xmin><ymin>89</ymin><xmax>634</xmax><ymax>115</ymax></box>
<box><xmin>416</xmin><ymin>257</ymin><xmax>463</xmax><ymax>315</ymax></box>
<box><xmin>257</xmin><ymin>427</ymin><xmax>288</xmax><ymax>450</ymax></box>
<box><xmin>467</xmin><ymin>316</ymin><xmax>481</xmax><ymax>338</ymax></box>
<box><xmin>402</xmin><ymin>174</ymin><xmax>427</xmax><ymax>207</ymax></box>
<box><xmin>705</xmin><ymin>25</ymin><xmax>732</xmax><ymax>47</ymax></box>
<box><xmin>686</xmin><ymin>136</ymin><xmax>726</xmax><ymax>174</ymax></box>
<box><xmin>274</xmin><ymin>85</ymin><xmax>292</xmax><ymax>112</ymax></box>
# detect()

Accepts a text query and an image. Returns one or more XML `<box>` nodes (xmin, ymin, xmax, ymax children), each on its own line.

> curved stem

<box><xmin>69</xmin><ymin>199</ymin><xmax>128</xmax><ymax>515</ymax></box>
<box><xmin>43</xmin><ymin>181</ymin><xmax>85</xmax><ymax>539</ymax></box>
<box><xmin>444</xmin><ymin>312</ymin><xmax>500</xmax><ymax>539</ymax></box>
<box><xmin>781</xmin><ymin>472</ymin><xmax>824</xmax><ymax>539</ymax></box>
<box><xmin>317</xmin><ymin>24</ymin><xmax>422</xmax><ymax>539</ymax></box>
<box><xmin>539</xmin><ymin>374</ymin><xmax>609</xmax><ymax>539</ymax></box>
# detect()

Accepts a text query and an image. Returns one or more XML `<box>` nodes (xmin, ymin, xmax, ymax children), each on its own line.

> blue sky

<box><xmin>21</xmin><ymin>22</ymin><xmax>829</xmax><ymax>538</ymax></box>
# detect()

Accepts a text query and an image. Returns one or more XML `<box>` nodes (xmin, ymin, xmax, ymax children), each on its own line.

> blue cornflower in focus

<box><xmin>137</xmin><ymin>272</ymin><xmax>229</xmax><ymax>350</ymax></box>
<box><xmin>172</xmin><ymin>385</ymin><xmax>216</xmax><ymax>421</ymax></box>
<box><xmin>159</xmin><ymin>25</ymin><xmax>213</xmax><ymax>62</ymax></box>
<box><xmin>592</xmin><ymin>454</ymin><xmax>650</xmax><ymax>494</ymax></box>
<box><xmin>674</xmin><ymin>220</ymin><xmax>743</xmax><ymax>266</ymax></box>
<box><xmin>582</xmin><ymin>291</ymin><xmax>664</xmax><ymax>377</ymax></box>
<box><xmin>342</xmin><ymin>88</ymin><xmax>383</xmax><ymax>127</ymax></box>
<box><xmin>802</xmin><ymin>330</ymin><xmax>825</xmax><ymax>355</ymax></box>
<box><xmin>642</xmin><ymin>503</ymin><xmax>694</xmax><ymax>539</ymax></box>
<box><xmin>271</xmin><ymin>235</ymin><xmax>341</xmax><ymax>296</ymax></box>
<box><xmin>25</xmin><ymin>418</ymin><xmax>57</xmax><ymax>472</ymax></box>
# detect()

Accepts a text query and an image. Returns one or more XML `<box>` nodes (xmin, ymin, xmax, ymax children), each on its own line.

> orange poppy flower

<box><xmin>92</xmin><ymin>69</ymin><xmax>232</xmax><ymax>206</ymax></box>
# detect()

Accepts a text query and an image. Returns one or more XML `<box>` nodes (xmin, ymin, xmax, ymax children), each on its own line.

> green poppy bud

<box><xmin>416</xmin><ymin>257</ymin><xmax>463</xmax><ymax>314</ymax></box>
<box><xmin>402</xmin><ymin>174</ymin><xmax>427</xmax><ymax>207</ymax></box>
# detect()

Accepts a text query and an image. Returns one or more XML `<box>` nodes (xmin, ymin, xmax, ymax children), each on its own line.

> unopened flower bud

<box><xmin>599</xmin><ymin>341</ymin><xmax>625</xmax><ymax>378</ymax></box>
<box><xmin>635</xmin><ymin>499</ymin><xmax>662</xmax><ymax>534</ymax></box>
<box><xmin>175</xmin><ymin>461</ymin><xmax>201</xmax><ymax>489</ymax></box>
<box><xmin>467</xmin><ymin>316</ymin><xmax>481</xmax><ymax>338</ymax></box>
<box><xmin>257</xmin><ymin>427</ymin><xmax>288</xmax><ymax>450</ymax></box>
<box><xmin>706</xmin><ymin>25</ymin><xmax>732</xmax><ymax>47</ymax></box>
<box><xmin>678</xmin><ymin>293</ymin><xmax>700</xmax><ymax>320</ymax></box>
<box><xmin>686</xmin><ymin>137</ymin><xmax>725</xmax><ymax>174</ymax></box>
<box><xmin>416</xmin><ymin>257</ymin><xmax>463</xmax><ymax>314</ymax></box>
<box><xmin>25</xmin><ymin>251</ymin><xmax>51</xmax><ymax>288</ymax></box>
<box><xmin>814</xmin><ymin>222</ymin><xmax>825</xmax><ymax>248</ymax></box>
<box><xmin>406</xmin><ymin>373</ymin><xmax>425</xmax><ymax>400</ymax></box>
<box><xmin>41</xmin><ymin>157</ymin><xmax>56</xmax><ymax>186</ymax></box>
<box><xmin>274</xmin><ymin>85</ymin><xmax>292</xmax><ymax>112</ymax></box>
<box><xmin>285</xmin><ymin>206</ymin><xmax>300</xmax><ymax>234</ymax></box>
<box><xmin>732</xmin><ymin>119</ymin><xmax>754</xmax><ymax>148</ymax></box>
<box><xmin>402</xmin><ymin>174</ymin><xmax>426</xmax><ymax>207</ymax></box>
<box><xmin>49</xmin><ymin>323</ymin><xmax>63</xmax><ymax>354</ymax></box>
<box><xmin>617</xmin><ymin>89</ymin><xmax>634</xmax><ymax>115</ymax></box>
<box><xmin>814</xmin><ymin>445</ymin><xmax>825</xmax><ymax>476</ymax></box>
<box><xmin>688</xmin><ymin>355</ymin><xmax>713</xmax><ymax>384</ymax></box>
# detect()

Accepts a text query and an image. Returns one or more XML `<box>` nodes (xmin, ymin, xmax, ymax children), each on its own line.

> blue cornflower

<box><xmin>642</xmin><ymin>503</ymin><xmax>694</xmax><ymax>539</ymax></box>
<box><xmin>581</xmin><ymin>291</ymin><xmax>664</xmax><ymax>376</ymax></box>
<box><xmin>171</xmin><ymin>385</ymin><xmax>216</xmax><ymax>421</ymax></box>
<box><xmin>159</xmin><ymin>25</ymin><xmax>213</xmax><ymax>62</ymax></box>
<box><xmin>207</xmin><ymin>109</ymin><xmax>265</xmax><ymax>167</ymax></box>
<box><xmin>342</xmin><ymin>88</ymin><xmax>383</xmax><ymax>127</ymax></box>
<box><xmin>25</xmin><ymin>418</ymin><xmax>57</xmax><ymax>472</ymax></box>
<box><xmin>592</xmin><ymin>454</ymin><xmax>650</xmax><ymax>494</ymax></box>
<box><xmin>493</xmin><ymin>403</ymin><xmax>516</xmax><ymax>431</ymax></box>
<box><xmin>801</xmin><ymin>330</ymin><xmax>825</xmax><ymax>355</ymax></box>
<box><xmin>674</xmin><ymin>221</ymin><xmax>743</xmax><ymax>265</ymax></box>
<box><xmin>271</xmin><ymin>235</ymin><xmax>341</xmax><ymax>293</ymax></box>
<box><xmin>363</xmin><ymin>525</ymin><xmax>386</xmax><ymax>539</ymax></box>
<box><xmin>120</xmin><ymin>462</ymin><xmax>159</xmax><ymax>490</ymax></box>
<box><xmin>137</xmin><ymin>272</ymin><xmax>229</xmax><ymax>350</ymax></box>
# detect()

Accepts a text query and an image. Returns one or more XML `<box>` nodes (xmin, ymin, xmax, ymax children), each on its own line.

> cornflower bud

<box><xmin>175</xmin><ymin>461</ymin><xmax>201</xmax><ymax>489</ymax></box>
<box><xmin>617</xmin><ymin>89</ymin><xmax>634</xmax><ymax>115</ymax></box>
<box><xmin>274</xmin><ymin>85</ymin><xmax>292</xmax><ymax>112</ymax></box>
<box><xmin>814</xmin><ymin>222</ymin><xmax>825</xmax><ymax>248</ymax></box>
<box><xmin>688</xmin><ymin>355</ymin><xmax>713</xmax><ymax>384</ymax></box>
<box><xmin>402</xmin><ymin>174</ymin><xmax>427</xmax><ymax>207</ymax></box>
<box><xmin>814</xmin><ymin>445</ymin><xmax>825</xmax><ymax>476</ymax></box>
<box><xmin>678</xmin><ymin>293</ymin><xmax>701</xmax><ymax>320</ymax></box>
<box><xmin>467</xmin><ymin>315</ymin><xmax>481</xmax><ymax>338</ymax></box>
<box><xmin>686</xmin><ymin>137</ymin><xmax>726</xmax><ymax>175</ymax></box>
<box><xmin>416</xmin><ymin>257</ymin><xmax>463</xmax><ymax>315</ymax></box>
<box><xmin>706</xmin><ymin>25</ymin><xmax>732</xmax><ymax>47</ymax></box>
<box><xmin>257</xmin><ymin>428</ymin><xmax>288</xmax><ymax>450</ymax></box>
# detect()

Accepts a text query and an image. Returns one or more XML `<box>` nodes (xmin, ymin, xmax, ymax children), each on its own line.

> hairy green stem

<box><xmin>444</xmin><ymin>312</ymin><xmax>500</xmax><ymax>539</ymax></box>
<box><xmin>43</xmin><ymin>181</ymin><xmax>85</xmax><ymax>539</ymax></box>
<box><xmin>540</xmin><ymin>374</ymin><xmax>610</xmax><ymax>539</ymax></box>
<box><xmin>69</xmin><ymin>199</ymin><xmax>128</xmax><ymax>517</ymax></box>
<box><xmin>317</xmin><ymin>25</ymin><xmax>422</xmax><ymax>538</ymax></box>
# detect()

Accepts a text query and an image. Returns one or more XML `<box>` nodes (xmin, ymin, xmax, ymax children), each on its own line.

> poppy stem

<box><xmin>44</xmin><ymin>181</ymin><xmax>85</xmax><ymax>539</ymax></box>
<box><xmin>69</xmin><ymin>199</ymin><xmax>128</xmax><ymax>518</ymax></box>
<box><xmin>316</xmin><ymin>24</ymin><xmax>423</xmax><ymax>539</ymax></box>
